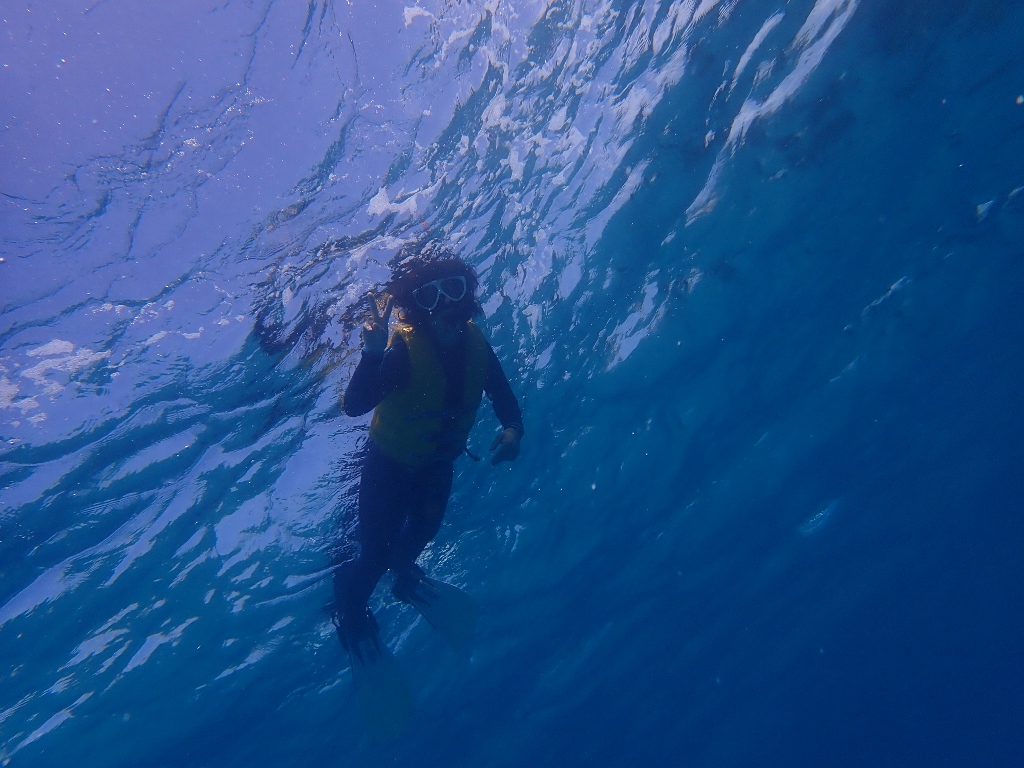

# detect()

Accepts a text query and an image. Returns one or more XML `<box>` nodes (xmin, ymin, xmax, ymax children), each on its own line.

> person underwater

<box><xmin>333</xmin><ymin>244</ymin><xmax>524</xmax><ymax>661</ymax></box>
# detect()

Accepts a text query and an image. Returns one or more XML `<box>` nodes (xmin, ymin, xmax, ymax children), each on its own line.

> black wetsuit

<box><xmin>334</xmin><ymin>329</ymin><xmax>523</xmax><ymax>645</ymax></box>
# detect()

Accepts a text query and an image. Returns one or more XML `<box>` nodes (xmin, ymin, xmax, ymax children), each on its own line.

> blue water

<box><xmin>2</xmin><ymin>0</ymin><xmax>1023</xmax><ymax>765</ymax></box>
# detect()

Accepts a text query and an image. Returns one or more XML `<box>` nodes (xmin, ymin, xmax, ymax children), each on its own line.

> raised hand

<box><xmin>360</xmin><ymin>294</ymin><xmax>393</xmax><ymax>356</ymax></box>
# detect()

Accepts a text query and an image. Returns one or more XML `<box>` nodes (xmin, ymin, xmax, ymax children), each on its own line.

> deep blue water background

<box><xmin>2</xmin><ymin>1</ymin><xmax>1023</xmax><ymax>766</ymax></box>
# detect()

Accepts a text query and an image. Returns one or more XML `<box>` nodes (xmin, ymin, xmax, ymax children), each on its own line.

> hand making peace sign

<box><xmin>360</xmin><ymin>294</ymin><xmax>393</xmax><ymax>356</ymax></box>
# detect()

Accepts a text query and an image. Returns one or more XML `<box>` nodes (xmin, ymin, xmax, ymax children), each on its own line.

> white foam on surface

<box><xmin>731</xmin><ymin>11</ymin><xmax>785</xmax><ymax>90</ymax></box>
<box><xmin>689</xmin><ymin>0</ymin><xmax>860</xmax><ymax>222</ymax></box>
<box><xmin>120</xmin><ymin>618</ymin><xmax>197</xmax><ymax>674</ymax></box>
<box><xmin>403</xmin><ymin>6</ymin><xmax>433</xmax><ymax>26</ymax></box>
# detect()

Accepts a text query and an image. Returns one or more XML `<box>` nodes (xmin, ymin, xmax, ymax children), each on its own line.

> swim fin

<box><xmin>347</xmin><ymin>633</ymin><xmax>415</xmax><ymax>741</ymax></box>
<box><xmin>394</xmin><ymin>570</ymin><xmax>479</xmax><ymax>653</ymax></box>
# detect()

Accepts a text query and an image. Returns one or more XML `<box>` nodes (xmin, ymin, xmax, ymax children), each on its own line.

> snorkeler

<box><xmin>333</xmin><ymin>243</ymin><xmax>523</xmax><ymax>686</ymax></box>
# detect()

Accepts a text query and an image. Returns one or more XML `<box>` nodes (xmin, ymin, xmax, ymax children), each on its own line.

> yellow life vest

<box><xmin>369</xmin><ymin>321</ymin><xmax>489</xmax><ymax>467</ymax></box>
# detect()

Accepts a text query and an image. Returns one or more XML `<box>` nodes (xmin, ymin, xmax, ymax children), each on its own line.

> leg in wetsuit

<box><xmin>333</xmin><ymin>443</ymin><xmax>453</xmax><ymax>648</ymax></box>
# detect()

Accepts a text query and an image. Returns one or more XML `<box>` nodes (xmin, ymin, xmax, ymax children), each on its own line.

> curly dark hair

<box><xmin>385</xmin><ymin>241</ymin><xmax>483</xmax><ymax>326</ymax></box>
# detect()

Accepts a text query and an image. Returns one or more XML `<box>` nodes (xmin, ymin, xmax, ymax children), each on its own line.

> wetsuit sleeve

<box><xmin>342</xmin><ymin>335</ymin><xmax>411</xmax><ymax>417</ymax></box>
<box><xmin>483</xmin><ymin>344</ymin><xmax>524</xmax><ymax>435</ymax></box>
